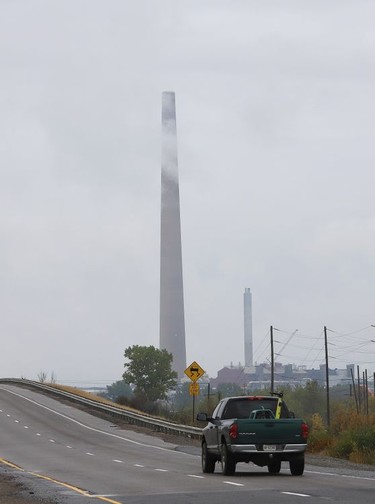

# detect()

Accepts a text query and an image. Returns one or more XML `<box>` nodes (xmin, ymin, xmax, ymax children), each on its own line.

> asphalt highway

<box><xmin>1</xmin><ymin>384</ymin><xmax>375</xmax><ymax>504</ymax></box>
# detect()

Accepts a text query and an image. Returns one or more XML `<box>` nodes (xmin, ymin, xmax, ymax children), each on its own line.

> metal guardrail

<box><xmin>0</xmin><ymin>378</ymin><xmax>203</xmax><ymax>441</ymax></box>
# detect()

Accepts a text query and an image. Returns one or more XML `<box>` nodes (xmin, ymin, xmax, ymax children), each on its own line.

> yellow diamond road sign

<box><xmin>184</xmin><ymin>361</ymin><xmax>205</xmax><ymax>383</ymax></box>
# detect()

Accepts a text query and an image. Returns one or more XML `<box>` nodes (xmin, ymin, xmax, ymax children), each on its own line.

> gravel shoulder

<box><xmin>0</xmin><ymin>468</ymin><xmax>58</xmax><ymax>504</ymax></box>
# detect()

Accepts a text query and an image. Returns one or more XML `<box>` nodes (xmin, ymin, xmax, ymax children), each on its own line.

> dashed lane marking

<box><xmin>282</xmin><ymin>492</ymin><xmax>311</xmax><ymax>497</ymax></box>
<box><xmin>155</xmin><ymin>468</ymin><xmax>168</xmax><ymax>472</ymax></box>
<box><xmin>223</xmin><ymin>481</ymin><xmax>244</xmax><ymax>487</ymax></box>
<box><xmin>113</xmin><ymin>460</ymin><xmax>123</xmax><ymax>464</ymax></box>
<box><xmin>188</xmin><ymin>474</ymin><xmax>205</xmax><ymax>479</ymax></box>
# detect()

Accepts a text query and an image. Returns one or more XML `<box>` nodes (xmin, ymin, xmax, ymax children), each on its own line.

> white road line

<box><xmin>14</xmin><ymin>420</ymin><xmax>19</xmax><ymax>423</ymax></box>
<box><xmin>223</xmin><ymin>481</ymin><xmax>244</xmax><ymax>487</ymax></box>
<box><xmin>306</xmin><ymin>470</ymin><xmax>375</xmax><ymax>482</ymax></box>
<box><xmin>36</xmin><ymin>433</ymin><xmax>41</xmax><ymax>436</ymax></box>
<box><xmin>66</xmin><ymin>446</ymin><xmax>72</xmax><ymax>449</ymax></box>
<box><xmin>24</xmin><ymin>426</ymin><xmax>29</xmax><ymax>429</ymax></box>
<box><xmin>188</xmin><ymin>475</ymin><xmax>205</xmax><ymax>479</ymax></box>
<box><xmin>7</xmin><ymin>414</ymin><xmax>10</xmax><ymax>417</ymax></box>
<box><xmin>155</xmin><ymin>468</ymin><xmax>168</xmax><ymax>472</ymax></box>
<box><xmin>86</xmin><ymin>452</ymin><xmax>95</xmax><ymax>456</ymax></box>
<box><xmin>113</xmin><ymin>460</ymin><xmax>123</xmax><ymax>464</ymax></box>
<box><xmin>341</xmin><ymin>474</ymin><xmax>375</xmax><ymax>481</ymax></box>
<box><xmin>134</xmin><ymin>464</ymin><xmax>144</xmax><ymax>468</ymax></box>
<box><xmin>282</xmin><ymin>492</ymin><xmax>310</xmax><ymax>497</ymax></box>
<box><xmin>49</xmin><ymin>440</ymin><xmax>55</xmax><ymax>443</ymax></box>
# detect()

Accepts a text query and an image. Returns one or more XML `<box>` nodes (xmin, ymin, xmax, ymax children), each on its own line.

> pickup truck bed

<box><xmin>197</xmin><ymin>395</ymin><xmax>309</xmax><ymax>476</ymax></box>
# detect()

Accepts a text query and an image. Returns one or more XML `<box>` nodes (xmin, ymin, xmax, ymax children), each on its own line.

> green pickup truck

<box><xmin>197</xmin><ymin>395</ymin><xmax>309</xmax><ymax>476</ymax></box>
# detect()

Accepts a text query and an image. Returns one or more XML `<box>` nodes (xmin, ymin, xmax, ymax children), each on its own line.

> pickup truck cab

<box><xmin>197</xmin><ymin>395</ymin><xmax>308</xmax><ymax>476</ymax></box>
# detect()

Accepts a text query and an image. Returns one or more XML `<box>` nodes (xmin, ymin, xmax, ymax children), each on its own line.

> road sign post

<box><xmin>184</xmin><ymin>361</ymin><xmax>205</xmax><ymax>423</ymax></box>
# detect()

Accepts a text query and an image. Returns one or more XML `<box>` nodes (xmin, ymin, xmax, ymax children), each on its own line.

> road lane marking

<box><xmin>24</xmin><ymin>426</ymin><xmax>29</xmax><ymax>429</ymax></box>
<box><xmin>0</xmin><ymin>458</ymin><xmax>25</xmax><ymax>471</ymax></box>
<box><xmin>134</xmin><ymin>464</ymin><xmax>144</xmax><ymax>467</ymax></box>
<box><xmin>188</xmin><ymin>474</ymin><xmax>205</xmax><ymax>479</ymax></box>
<box><xmin>66</xmin><ymin>445</ymin><xmax>72</xmax><ymax>448</ymax></box>
<box><xmin>86</xmin><ymin>452</ymin><xmax>95</xmax><ymax>456</ymax></box>
<box><xmin>282</xmin><ymin>492</ymin><xmax>311</xmax><ymax>497</ymax></box>
<box><xmin>15</xmin><ymin>420</ymin><xmax>19</xmax><ymax>423</ymax></box>
<box><xmin>113</xmin><ymin>460</ymin><xmax>123</xmax><ymax>463</ymax></box>
<box><xmin>49</xmin><ymin>439</ymin><xmax>55</xmax><ymax>443</ymax></box>
<box><xmin>0</xmin><ymin>458</ymin><xmax>122</xmax><ymax>504</ymax></box>
<box><xmin>36</xmin><ymin>433</ymin><xmax>41</xmax><ymax>436</ymax></box>
<box><xmin>223</xmin><ymin>481</ymin><xmax>244</xmax><ymax>487</ymax></box>
<box><xmin>88</xmin><ymin>497</ymin><xmax>122</xmax><ymax>501</ymax></box>
<box><xmin>155</xmin><ymin>468</ymin><xmax>168</xmax><ymax>472</ymax></box>
<box><xmin>0</xmin><ymin>387</ymin><xmax>198</xmax><ymax>457</ymax></box>
<box><xmin>306</xmin><ymin>470</ymin><xmax>375</xmax><ymax>482</ymax></box>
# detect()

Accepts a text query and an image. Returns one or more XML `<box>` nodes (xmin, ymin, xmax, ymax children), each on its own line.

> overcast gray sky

<box><xmin>1</xmin><ymin>0</ymin><xmax>375</xmax><ymax>385</ymax></box>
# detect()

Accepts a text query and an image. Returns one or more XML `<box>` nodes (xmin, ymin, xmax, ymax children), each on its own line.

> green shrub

<box><xmin>307</xmin><ymin>413</ymin><xmax>330</xmax><ymax>453</ymax></box>
<box><xmin>352</xmin><ymin>426</ymin><xmax>375</xmax><ymax>453</ymax></box>
<box><xmin>328</xmin><ymin>431</ymin><xmax>354</xmax><ymax>459</ymax></box>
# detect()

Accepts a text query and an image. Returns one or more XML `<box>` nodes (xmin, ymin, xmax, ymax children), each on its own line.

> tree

<box><xmin>217</xmin><ymin>382</ymin><xmax>243</xmax><ymax>398</ymax></box>
<box><xmin>105</xmin><ymin>380</ymin><xmax>133</xmax><ymax>402</ymax></box>
<box><xmin>123</xmin><ymin>345</ymin><xmax>178</xmax><ymax>403</ymax></box>
<box><xmin>283</xmin><ymin>381</ymin><xmax>326</xmax><ymax>421</ymax></box>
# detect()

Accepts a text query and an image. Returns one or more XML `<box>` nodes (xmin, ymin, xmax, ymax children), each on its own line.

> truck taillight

<box><xmin>229</xmin><ymin>423</ymin><xmax>238</xmax><ymax>439</ymax></box>
<box><xmin>301</xmin><ymin>422</ymin><xmax>309</xmax><ymax>439</ymax></box>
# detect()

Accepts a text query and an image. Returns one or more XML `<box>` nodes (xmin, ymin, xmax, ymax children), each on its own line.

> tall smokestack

<box><xmin>159</xmin><ymin>92</ymin><xmax>187</xmax><ymax>378</ymax></box>
<box><xmin>244</xmin><ymin>288</ymin><xmax>253</xmax><ymax>367</ymax></box>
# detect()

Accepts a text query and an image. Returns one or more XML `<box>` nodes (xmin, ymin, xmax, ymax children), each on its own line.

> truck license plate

<box><xmin>263</xmin><ymin>445</ymin><xmax>277</xmax><ymax>451</ymax></box>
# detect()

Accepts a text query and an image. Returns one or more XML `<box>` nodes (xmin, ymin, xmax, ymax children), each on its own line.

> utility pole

<box><xmin>270</xmin><ymin>325</ymin><xmax>274</xmax><ymax>394</ymax></box>
<box><xmin>324</xmin><ymin>326</ymin><xmax>330</xmax><ymax>426</ymax></box>
<box><xmin>357</xmin><ymin>365</ymin><xmax>361</xmax><ymax>413</ymax></box>
<box><xmin>350</xmin><ymin>367</ymin><xmax>359</xmax><ymax>413</ymax></box>
<box><xmin>365</xmin><ymin>369</ymin><xmax>368</xmax><ymax>416</ymax></box>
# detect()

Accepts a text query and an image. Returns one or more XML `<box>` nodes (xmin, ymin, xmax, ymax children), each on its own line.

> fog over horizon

<box><xmin>1</xmin><ymin>1</ymin><xmax>375</xmax><ymax>386</ymax></box>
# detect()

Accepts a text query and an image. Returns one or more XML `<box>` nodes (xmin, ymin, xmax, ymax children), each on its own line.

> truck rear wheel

<box><xmin>268</xmin><ymin>460</ymin><xmax>281</xmax><ymax>474</ymax></box>
<box><xmin>202</xmin><ymin>440</ymin><xmax>216</xmax><ymax>473</ymax></box>
<box><xmin>290</xmin><ymin>454</ymin><xmax>305</xmax><ymax>476</ymax></box>
<box><xmin>221</xmin><ymin>441</ymin><xmax>236</xmax><ymax>475</ymax></box>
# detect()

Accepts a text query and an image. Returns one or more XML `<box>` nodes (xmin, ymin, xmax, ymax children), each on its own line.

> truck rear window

<box><xmin>221</xmin><ymin>398</ymin><xmax>289</xmax><ymax>420</ymax></box>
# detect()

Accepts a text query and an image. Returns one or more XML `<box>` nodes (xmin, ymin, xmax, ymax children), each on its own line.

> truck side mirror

<box><xmin>197</xmin><ymin>412</ymin><xmax>213</xmax><ymax>422</ymax></box>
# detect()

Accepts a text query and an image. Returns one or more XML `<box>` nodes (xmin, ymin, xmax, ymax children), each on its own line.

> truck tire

<box><xmin>221</xmin><ymin>441</ymin><xmax>236</xmax><ymax>475</ymax></box>
<box><xmin>289</xmin><ymin>454</ymin><xmax>305</xmax><ymax>476</ymax></box>
<box><xmin>202</xmin><ymin>440</ymin><xmax>216</xmax><ymax>473</ymax></box>
<box><xmin>268</xmin><ymin>460</ymin><xmax>281</xmax><ymax>474</ymax></box>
